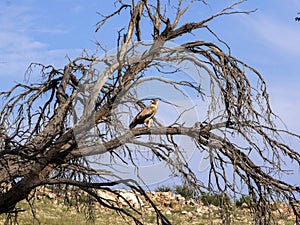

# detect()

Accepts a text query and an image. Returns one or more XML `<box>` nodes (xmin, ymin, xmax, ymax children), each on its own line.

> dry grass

<box><xmin>0</xmin><ymin>196</ymin><xmax>296</xmax><ymax>225</ymax></box>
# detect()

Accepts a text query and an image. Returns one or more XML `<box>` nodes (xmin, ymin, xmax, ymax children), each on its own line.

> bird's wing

<box><xmin>135</xmin><ymin>105</ymin><xmax>156</xmax><ymax>121</ymax></box>
<box><xmin>129</xmin><ymin>105</ymin><xmax>157</xmax><ymax>128</ymax></box>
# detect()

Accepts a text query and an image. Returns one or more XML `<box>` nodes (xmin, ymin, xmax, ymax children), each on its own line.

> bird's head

<box><xmin>151</xmin><ymin>99</ymin><xmax>158</xmax><ymax>106</ymax></box>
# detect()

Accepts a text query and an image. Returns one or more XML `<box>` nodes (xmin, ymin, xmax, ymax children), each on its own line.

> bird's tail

<box><xmin>129</xmin><ymin>121</ymin><xmax>137</xmax><ymax>129</ymax></box>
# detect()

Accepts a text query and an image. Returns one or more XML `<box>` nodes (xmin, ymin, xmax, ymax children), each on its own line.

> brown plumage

<box><xmin>129</xmin><ymin>99</ymin><xmax>158</xmax><ymax>129</ymax></box>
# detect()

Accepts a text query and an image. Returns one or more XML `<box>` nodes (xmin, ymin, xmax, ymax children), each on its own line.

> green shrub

<box><xmin>200</xmin><ymin>193</ymin><xmax>231</xmax><ymax>207</ymax></box>
<box><xmin>174</xmin><ymin>184</ymin><xmax>196</xmax><ymax>199</ymax></box>
<box><xmin>236</xmin><ymin>195</ymin><xmax>252</xmax><ymax>208</ymax></box>
<box><xmin>155</xmin><ymin>185</ymin><xmax>172</xmax><ymax>192</ymax></box>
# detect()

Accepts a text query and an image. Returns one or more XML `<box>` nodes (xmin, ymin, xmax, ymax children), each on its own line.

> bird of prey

<box><xmin>129</xmin><ymin>99</ymin><xmax>158</xmax><ymax>129</ymax></box>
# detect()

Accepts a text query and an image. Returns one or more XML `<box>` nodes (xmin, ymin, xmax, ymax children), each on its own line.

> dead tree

<box><xmin>0</xmin><ymin>0</ymin><xmax>299</xmax><ymax>224</ymax></box>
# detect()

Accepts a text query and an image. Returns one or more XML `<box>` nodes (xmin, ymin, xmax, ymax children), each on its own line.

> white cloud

<box><xmin>236</xmin><ymin>5</ymin><xmax>300</xmax><ymax>134</ymax></box>
<box><xmin>71</xmin><ymin>5</ymin><xmax>83</xmax><ymax>13</ymax></box>
<box><xmin>0</xmin><ymin>4</ymin><xmax>79</xmax><ymax>82</ymax></box>
<box><xmin>0</xmin><ymin>6</ymin><xmax>41</xmax><ymax>78</ymax></box>
<box><xmin>36</xmin><ymin>28</ymin><xmax>68</xmax><ymax>34</ymax></box>
<box><xmin>0</xmin><ymin>32</ymin><xmax>46</xmax><ymax>52</ymax></box>
<box><xmin>269</xmin><ymin>86</ymin><xmax>300</xmax><ymax>134</ymax></box>
<box><xmin>244</xmin><ymin>14</ymin><xmax>300</xmax><ymax>55</ymax></box>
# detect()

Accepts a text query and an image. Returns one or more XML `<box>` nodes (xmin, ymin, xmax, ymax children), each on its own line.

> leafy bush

<box><xmin>174</xmin><ymin>184</ymin><xmax>197</xmax><ymax>199</ymax></box>
<box><xmin>155</xmin><ymin>185</ymin><xmax>172</xmax><ymax>192</ymax></box>
<box><xmin>236</xmin><ymin>195</ymin><xmax>252</xmax><ymax>208</ymax></box>
<box><xmin>200</xmin><ymin>193</ymin><xmax>231</xmax><ymax>207</ymax></box>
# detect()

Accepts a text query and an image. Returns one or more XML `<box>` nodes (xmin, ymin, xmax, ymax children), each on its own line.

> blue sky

<box><xmin>0</xmin><ymin>1</ymin><xmax>299</xmax><ymax>185</ymax></box>
<box><xmin>0</xmin><ymin>0</ymin><xmax>299</xmax><ymax>132</ymax></box>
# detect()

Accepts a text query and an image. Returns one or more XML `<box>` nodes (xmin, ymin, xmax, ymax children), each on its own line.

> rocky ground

<box><xmin>0</xmin><ymin>188</ymin><xmax>298</xmax><ymax>224</ymax></box>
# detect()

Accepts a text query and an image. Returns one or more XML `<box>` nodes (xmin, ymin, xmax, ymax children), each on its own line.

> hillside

<box><xmin>0</xmin><ymin>188</ymin><xmax>297</xmax><ymax>225</ymax></box>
